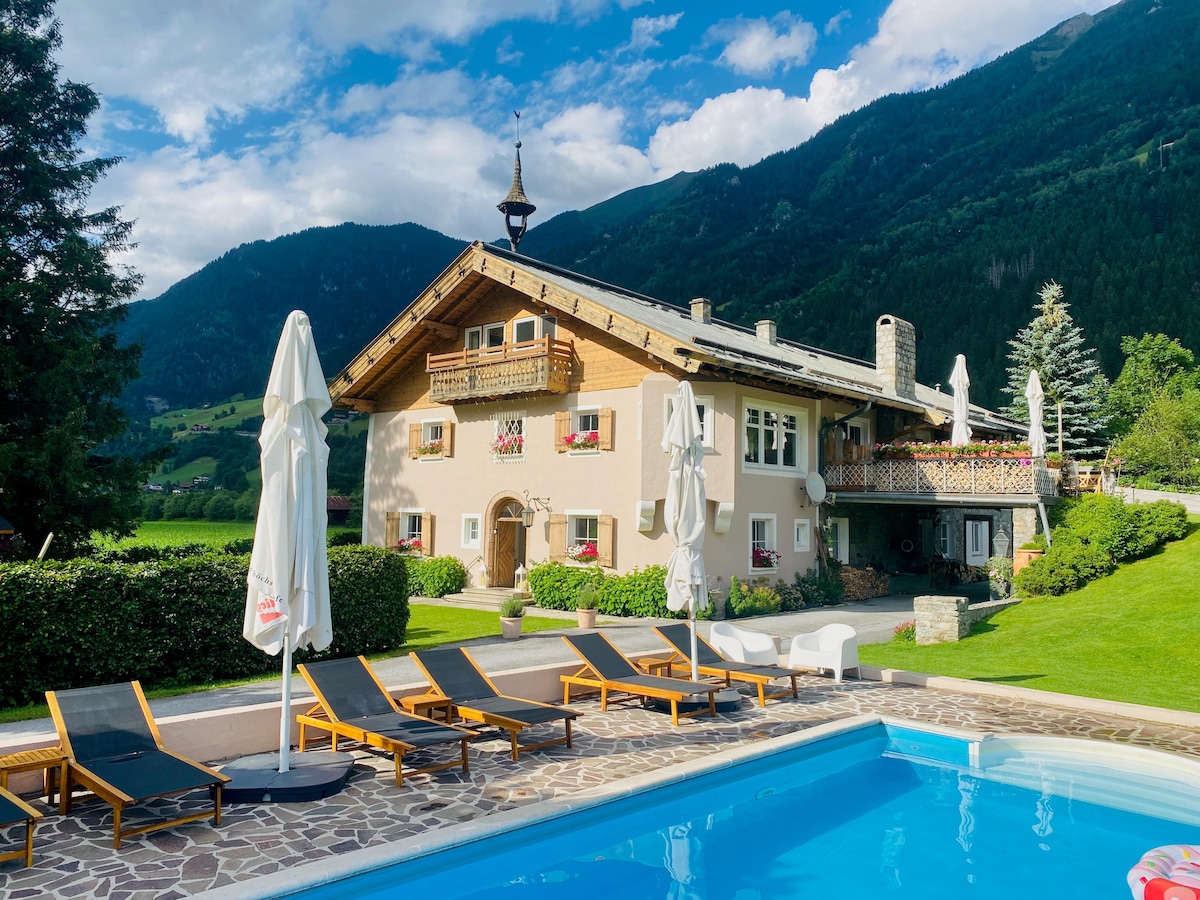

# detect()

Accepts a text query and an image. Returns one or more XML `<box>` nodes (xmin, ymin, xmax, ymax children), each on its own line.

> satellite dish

<box><xmin>805</xmin><ymin>472</ymin><xmax>827</xmax><ymax>505</ymax></box>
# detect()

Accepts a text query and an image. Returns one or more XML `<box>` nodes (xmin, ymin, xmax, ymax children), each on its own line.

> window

<box><xmin>935</xmin><ymin>521</ymin><xmax>951</xmax><ymax>558</ymax></box>
<box><xmin>461</xmin><ymin>514</ymin><xmax>481</xmax><ymax>550</ymax></box>
<box><xmin>828</xmin><ymin>517</ymin><xmax>850</xmax><ymax>565</ymax></box>
<box><xmin>550</xmin><ymin>512</ymin><xmax>614</xmax><ymax>567</ymax></box>
<box><xmin>555</xmin><ymin>407</ymin><xmax>613</xmax><ymax>452</ymax></box>
<box><xmin>965</xmin><ymin>518</ymin><xmax>990</xmax><ymax>566</ymax></box>
<box><xmin>464</xmin><ymin>326</ymin><xmax>482</xmax><ymax>351</ymax></box>
<box><xmin>386</xmin><ymin>509</ymin><xmax>433</xmax><ymax>555</ymax></box>
<box><xmin>664</xmin><ymin>393</ymin><xmax>715</xmax><ymax>450</ymax></box>
<box><xmin>491</xmin><ymin>410</ymin><xmax>525</xmax><ymax>462</ymax></box>
<box><xmin>484</xmin><ymin>322</ymin><xmax>505</xmax><ymax>348</ymax></box>
<box><xmin>743</xmin><ymin>401</ymin><xmax>806</xmax><ymax>473</ymax></box>
<box><xmin>540</xmin><ymin>315</ymin><xmax>557</xmax><ymax>339</ymax></box>
<box><xmin>566</xmin><ymin>514</ymin><xmax>599</xmax><ymax>562</ymax></box>
<box><xmin>513</xmin><ymin>316</ymin><xmax>537</xmax><ymax>344</ymax></box>
<box><xmin>408</xmin><ymin>419</ymin><xmax>453</xmax><ymax>459</ymax></box>
<box><xmin>750</xmin><ymin>515</ymin><xmax>779</xmax><ymax>570</ymax></box>
<box><xmin>794</xmin><ymin>518</ymin><xmax>811</xmax><ymax>553</ymax></box>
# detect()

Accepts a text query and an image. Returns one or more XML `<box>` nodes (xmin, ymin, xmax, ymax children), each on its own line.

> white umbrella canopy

<box><xmin>950</xmin><ymin>354</ymin><xmax>973</xmax><ymax>447</ymax></box>
<box><xmin>244</xmin><ymin>310</ymin><xmax>332</xmax><ymax>774</ymax></box>
<box><xmin>1025</xmin><ymin>369</ymin><xmax>1047</xmax><ymax>458</ymax></box>
<box><xmin>662</xmin><ymin>381</ymin><xmax>708</xmax><ymax>682</ymax></box>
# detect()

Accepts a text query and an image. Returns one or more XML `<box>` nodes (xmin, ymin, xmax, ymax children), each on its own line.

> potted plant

<box><xmin>499</xmin><ymin>597</ymin><xmax>525</xmax><ymax>639</ymax></box>
<box><xmin>1013</xmin><ymin>538</ymin><xmax>1046</xmax><ymax>576</ymax></box>
<box><xmin>575</xmin><ymin>583</ymin><xmax>599</xmax><ymax>629</ymax></box>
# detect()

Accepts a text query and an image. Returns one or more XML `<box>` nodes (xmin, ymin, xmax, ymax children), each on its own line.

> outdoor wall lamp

<box><xmin>521</xmin><ymin>490</ymin><xmax>551</xmax><ymax>528</ymax></box>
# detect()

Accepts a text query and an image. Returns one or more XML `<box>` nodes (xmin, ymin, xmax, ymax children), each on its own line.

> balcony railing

<box><xmin>823</xmin><ymin>457</ymin><xmax>1058</xmax><ymax>497</ymax></box>
<box><xmin>426</xmin><ymin>337</ymin><xmax>573</xmax><ymax>403</ymax></box>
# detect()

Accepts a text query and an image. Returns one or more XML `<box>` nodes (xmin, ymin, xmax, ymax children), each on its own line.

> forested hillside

<box><xmin>119</xmin><ymin>223</ymin><xmax>466</xmax><ymax>409</ymax></box>
<box><xmin>120</xmin><ymin>0</ymin><xmax>1199</xmax><ymax>412</ymax></box>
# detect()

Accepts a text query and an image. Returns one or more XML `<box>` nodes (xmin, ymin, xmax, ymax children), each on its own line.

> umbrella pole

<box><xmin>689</xmin><ymin>589</ymin><xmax>700</xmax><ymax>683</ymax></box>
<box><xmin>279</xmin><ymin>633</ymin><xmax>292</xmax><ymax>774</ymax></box>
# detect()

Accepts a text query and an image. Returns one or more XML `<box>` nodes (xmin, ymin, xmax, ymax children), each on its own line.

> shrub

<box><xmin>987</xmin><ymin>555</ymin><xmax>1013</xmax><ymax>598</ymax></box>
<box><xmin>726</xmin><ymin>575</ymin><xmax>782</xmax><ymax>618</ymax></box>
<box><xmin>0</xmin><ymin>545</ymin><xmax>410</xmax><ymax>708</ymax></box>
<box><xmin>499</xmin><ymin>597</ymin><xmax>526</xmax><ymax>618</ymax></box>
<box><xmin>527</xmin><ymin>562</ymin><xmax>604</xmax><ymax>611</ymax></box>
<box><xmin>1130</xmin><ymin>500</ymin><xmax>1189</xmax><ymax>547</ymax></box>
<box><xmin>893</xmin><ymin>619</ymin><xmax>916</xmax><ymax>642</ymax></box>
<box><xmin>1014</xmin><ymin>542</ymin><xmax>1113</xmax><ymax>597</ymax></box>
<box><xmin>90</xmin><ymin>543</ymin><xmax>212</xmax><ymax>563</ymax></box>
<box><xmin>404</xmin><ymin>555</ymin><xmax>467</xmax><ymax>598</ymax></box>
<box><xmin>223</xmin><ymin>537</ymin><xmax>255</xmax><ymax>555</ymax></box>
<box><xmin>598</xmin><ymin>565</ymin><xmax>677</xmax><ymax>618</ymax></box>
<box><xmin>327</xmin><ymin>531</ymin><xmax>362</xmax><ymax>547</ymax></box>
<box><xmin>775</xmin><ymin>568</ymin><xmax>844</xmax><ymax>610</ymax></box>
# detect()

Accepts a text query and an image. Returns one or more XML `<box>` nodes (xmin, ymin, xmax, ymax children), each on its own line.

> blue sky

<box><xmin>54</xmin><ymin>0</ymin><xmax>1118</xmax><ymax>299</ymax></box>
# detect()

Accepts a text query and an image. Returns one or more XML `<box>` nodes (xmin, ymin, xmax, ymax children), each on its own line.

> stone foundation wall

<box><xmin>915</xmin><ymin>594</ymin><xmax>1021</xmax><ymax>644</ymax></box>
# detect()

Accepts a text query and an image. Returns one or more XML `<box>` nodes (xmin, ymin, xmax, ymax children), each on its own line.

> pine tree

<box><xmin>0</xmin><ymin>0</ymin><xmax>152</xmax><ymax>555</ymax></box>
<box><xmin>1000</xmin><ymin>281</ymin><xmax>1110</xmax><ymax>455</ymax></box>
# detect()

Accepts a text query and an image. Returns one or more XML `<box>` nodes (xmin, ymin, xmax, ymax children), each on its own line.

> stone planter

<box><xmin>500</xmin><ymin>616</ymin><xmax>523</xmax><ymax>639</ymax></box>
<box><xmin>1013</xmin><ymin>548</ymin><xmax>1044</xmax><ymax>576</ymax></box>
<box><xmin>576</xmin><ymin>608</ymin><xmax>597</xmax><ymax>629</ymax></box>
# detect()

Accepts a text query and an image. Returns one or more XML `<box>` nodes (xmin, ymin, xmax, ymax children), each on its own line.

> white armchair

<box><xmin>787</xmin><ymin>624</ymin><xmax>859</xmax><ymax>683</ymax></box>
<box><xmin>709</xmin><ymin>622</ymin><xmax>780</xmax><ymax>665</ymax></box>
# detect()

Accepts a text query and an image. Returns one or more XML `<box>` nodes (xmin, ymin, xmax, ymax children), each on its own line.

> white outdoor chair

<box><xmin>708</xmin><ymin>622</ymin><xmax>780</xmax><ymax>665</ymax></box>
<box><xmin>787</xmin><ymin>624</ymin><xmax>860</xmax><ymax>683</ymax></box>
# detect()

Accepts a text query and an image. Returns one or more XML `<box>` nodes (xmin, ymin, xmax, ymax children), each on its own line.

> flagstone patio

<box><xmin>1</xmin><ymin>675</ymin><xmax>1198</xmax><ymax>899</ymax></box>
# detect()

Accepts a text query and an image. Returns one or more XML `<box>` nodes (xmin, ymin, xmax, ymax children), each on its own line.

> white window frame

<box><xmin>419</xmin><ymin>419</ymin><xmax>444</xmax><ymax>462</ymax></box>
<box><xmin>513</xmin><ymin>316</ymin><xmax>538</xmax><ymax>345</ymax></box>
<box><xmin>749</xmin><ymin>513</ymin><xmax>778</xmax><ymax>572</ymax></box>
<box><xmin>464</xmin><ymin>326</ymin><xmax>482</xmax><ymax>351</ymax></box>
<box><xmin>483</xmin><ymin>321</ymin><xmax>505</xmax><ymax>349</ymax></box>
<box><xmin>664</xmin><ymin>393</ymin><xmax>716</xmax><ymax>451</ymax></box>
<box><xmin>400</xmin><ymin>509</ymin><xmax>425</xmax><ymax>542</ymax></box>
<box><xmin>794</xmin><ymin>518</ymin><xmax>811</xmax><ymax>553</ymax></box>
<box><xmin>491</xmin><ymin>410</ymin><xmax>526</xmax><ymax>463</ymax></box>
<box><xmin>965</xmin><ymin>518</ymin><xmax>990</xmax><ymax>567</ymax></box>
<box><xmin>568</xmin><ymin>405</ymin><xmax>602</xmax><ymax>456</ymax></box>
<box><xmin>829</xmin><ymin>517</ymin><xmax>850</xmax><ymax>565</ymax></box>
<box><xmin>846</xmin><ymin>417</ymin><xmax>871</xmax><ymax>449</ymax></box>
<box><xmin>742</xmin><ymin>400</ymin><xmax>808</xmax><ymax>476</ymax></box>
<box><xmin>565</xmin><ymin>509</ymin><xmax>601</xmax><ymax>563</ymax></box>
<box><xmin>935</xmin><ymin>521</ymin><xmax>952</xmax><ymax>558</ymax></box>
<box><xmin>461</xmin><ymin>514</ymin><xmax>481</xmax><ymax>550</ymax></box>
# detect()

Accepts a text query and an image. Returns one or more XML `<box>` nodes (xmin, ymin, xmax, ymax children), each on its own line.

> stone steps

<box><xmin>438</xmin><ymin>587</ymin><xmax>532</xmax><ymax>611</ymax></box>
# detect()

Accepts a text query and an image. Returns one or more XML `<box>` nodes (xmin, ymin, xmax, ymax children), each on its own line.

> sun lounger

<box><xmin>560</xmin><ymin>632</ymin><xmax>721</xmax><ymax>725</ymax></box>
<box><xmin>46</xmin><ymin>681</ymin><xmax>229</xmax><ymax>849</ymax></box>
<box><xmin>654</xmin><ymin>623</ymin><xmax>801</xmax><ymax>706</ymax></box>
<box><xmin>0</xmin><ymin>786</ymin><xmax>41</xmax><ymax>867</ymax></box>
<box><xmin>411</xmin><ymin>647</ymin><xmax>579</xmax><ymax>761</ymax></box>
<box><xmin>296</xmin><ymin>656</ymin><xmax>477</xmax><ymax>786</ymax></box>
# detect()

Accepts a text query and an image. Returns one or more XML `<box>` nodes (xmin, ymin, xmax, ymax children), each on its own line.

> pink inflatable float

<box><xmin>1129</xmin><ymin>846</ymin><xmax>1200</xmax><ymax>900</ymax></box>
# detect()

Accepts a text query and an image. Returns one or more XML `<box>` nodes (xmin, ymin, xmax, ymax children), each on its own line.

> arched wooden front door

<box><xmin>489</xmin><ymin>499</ymin><xmax>527</xmax><ymax>588</ymax></box>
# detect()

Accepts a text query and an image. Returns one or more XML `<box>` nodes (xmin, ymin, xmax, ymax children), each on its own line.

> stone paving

<box><xmin>1</xmin><ymin>675</ymin><xmax>1199</xmax><ymax>899</ymax></box>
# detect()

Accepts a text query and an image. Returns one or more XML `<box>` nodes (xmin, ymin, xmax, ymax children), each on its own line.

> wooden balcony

<box><xmin>823</xmin><ymin>457</ymin><xmax>1058</xmax><ymax>500</ymax></box>
<box><xmin>426</xmin><ymin>337</ymin><xmax>573</xmax><ymax>403</ymax></box>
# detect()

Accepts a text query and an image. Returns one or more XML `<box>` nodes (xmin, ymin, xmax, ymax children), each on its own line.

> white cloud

<box><xmin>622</xmin><ymin>13</ymin><xmax>684</xmax><ymax>54</ymax></box>
<box><xmin>709</xmin><ymin>12</ymin><xmax>818</xmax><ymax>75</ymax></box>
<box><xmin>496</xmin><ymin>35</ymin><xmax>524</xmax><ymax>65</ymax></box>
<box><xmin>825</xmin><ymin>10</ymin><xmax>852</xmax><ymax>35</ymax></box>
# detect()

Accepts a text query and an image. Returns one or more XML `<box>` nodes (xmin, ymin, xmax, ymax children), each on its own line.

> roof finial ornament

<box><xmin>498</xmin><ymin>110</ymin><xmax>535</xmax><ymax>253</ymax></box>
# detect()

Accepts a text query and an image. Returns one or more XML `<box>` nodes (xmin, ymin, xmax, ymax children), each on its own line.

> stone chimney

<box><xmin>755</xmin><ymin>319</ymin><xmax>777</xmax><ymax>345</ymax></box>
<box><xmin>876</xmin><ymin>314</ymin><xmax>916</xmax><ymax>399</ymax></box>
<box><xmin>690</xmin><ymin>297</ymin><xmax>712</xmax><ymax>324</ymax></box>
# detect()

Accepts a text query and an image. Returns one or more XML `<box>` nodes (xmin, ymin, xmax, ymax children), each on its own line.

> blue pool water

<box><xmin>294</xmin><ymin>724</ymin><xmax>1200</xmax><ymax>899</ymax></box>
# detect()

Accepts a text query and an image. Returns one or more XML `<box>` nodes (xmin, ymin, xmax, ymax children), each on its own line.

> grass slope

<box><xmin>861</xmin><ymin>524</ymin><xmax>1200</xmax><ymax>712</ymax></box>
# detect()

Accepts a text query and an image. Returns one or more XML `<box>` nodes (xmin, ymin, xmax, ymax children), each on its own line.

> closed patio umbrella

<box><xmin>1025</xmin><ymin>369</ymin><xmax>1047</xmax><ymax>458</ymax></box>
<box><xmin>950</xmin><ymin>354</ymin><xmax>972</xmax><ymax>447</ymax></box>
<box><xmin>662</xmin><ymin>381</ymin><xmax>708</xmax><ymax>682</ymax></box>
<box><xmin>244</xmin><ymin>310</ymin><xmax>333</xmax><ymax>775</ymax></box>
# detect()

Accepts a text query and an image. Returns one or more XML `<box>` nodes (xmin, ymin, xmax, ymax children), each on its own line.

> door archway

<box><xmin>487</xmin><ymin>496</ymin><xmax>527</xmax><ymax>588</ymax></box>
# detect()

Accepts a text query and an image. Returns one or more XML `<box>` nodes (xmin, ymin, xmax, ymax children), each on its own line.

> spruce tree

<box><xmin>0</xmin><ymin>0</ymin><xmax>151</xmax><ymax>555</ymax></box>
<box><xmin>1000</xmin><ymin>281</ymin><xmax>1109</xmax><ymax>455</ymax></box>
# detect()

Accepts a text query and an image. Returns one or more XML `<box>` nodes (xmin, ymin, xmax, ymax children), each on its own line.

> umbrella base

<box><xmin>651</xmin><ymin>689</ymin><xmax>743</xmax><ymax>715</ymax></box>
<box><xmin>221</xmin><ymin>751</ymin><xmax>356</xmax><ymax>803</ymax></box>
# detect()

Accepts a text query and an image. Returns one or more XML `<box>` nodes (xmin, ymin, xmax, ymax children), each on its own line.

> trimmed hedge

<box><xmin>1015</xmin><ymin>495</ymin><xmax>1188</xmax><ymax>597</ymax></box>
<box><xmin>527</xmin><ymin>561</ymin><xmax>706</xmax><ymax>619</ymax></box>
<box><xmin>0</xmin><ymin>545</ymin><xmax>409</xmax><ymax>708</ymax></box>
<box><xmin>403</xmin><ymin>555</ymin><xmax>468</xmax><ymax>598</ymax></box>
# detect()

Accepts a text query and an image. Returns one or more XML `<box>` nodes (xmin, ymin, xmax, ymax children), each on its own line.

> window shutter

<box><xmin>408</xmin><ymin>423</ymin><xmax>421</xmax><ymax>459</ymax></box>
<box><xmin>554</xmin><ymin>410</ymin><xmax>570</xmax><ymax>452</ymax></box>
<box><xmin>421</xmin><ymin>512</ymin><xmax>435</xmax><ymax>556</ymax></box>
<box><xmin>442</xmin><ymin>421</ymin><xmax>454</xmax><ymax>458</ymax></box>
<box><xmin>598</xmin><ymin>514</ymin><xmax>614</xmax><ymax>567</ymax></box>
<box><xmin>385</xmin><ymin>511</ymin><xmax>400</xmax><ymax>548</ymax></box>
<box><xmin>548</xmin><ymin>514</ymin><xmax>567</xmax><ymax>562</ymax></box>
<box><xmin>598</xmin><ymin>408</ymin><xmax>613</xmax><ymax>451</ymax></box>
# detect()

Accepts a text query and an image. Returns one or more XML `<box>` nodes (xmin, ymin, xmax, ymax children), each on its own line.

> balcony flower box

<box><xmin>416</xmin><ymin>439</ymin><xmax>444</xmax><ymax>457</ymax></box>
<box><xmin>490</xmin><ymin>434</ymin><xmax>525</xmax><ymax>457</ymax></box>
<box><xmin>396</xmin><ymin>538</ymin><xmax>422</xmax><ymax>554</ymax></box>
<box><xmin>563</xmin><ymin>430</ymin><xmax>600</xmax><ymax>451</ymax></box>
<box><xmin>751</xmin><ymin>548</ymin><xmax>781</xmax><ymax>569</ymax></box>
<box><xmin>566</xmin><ymin>541</ymin><xmax>599</xmax><ymax>563</ymax></box>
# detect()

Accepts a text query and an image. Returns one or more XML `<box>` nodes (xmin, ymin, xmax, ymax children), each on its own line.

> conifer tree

<box><xmin>1000</xmin><ymin>281</ymin><xmax>1109</xmax><ymax>455</ymax></box>
<box><xmin>0</xmin><ymin>0</ymin><xmax>151</xmax><ymax>555</ymax></box>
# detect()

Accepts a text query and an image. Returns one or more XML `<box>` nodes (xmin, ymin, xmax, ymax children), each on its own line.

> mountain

<box><xmin>119</xmin><ymin>223</ymin><xmax>466</xmax><ymax>409</ymax></box>
<box><xmin>120</xmin><ymin>0</ymin><xmax>1200</xmax><ymax>412</ymax></box>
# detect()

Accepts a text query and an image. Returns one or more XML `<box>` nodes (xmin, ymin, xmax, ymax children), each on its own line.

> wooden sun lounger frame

<box><xmin>297</xmin><ymin>656</ymin><xmax>476</xmax><ymax>787</ymax></box>
<box><xmin>559</xmin><ymin>632</ymin><xmax>719</xmax><ymax>726</ymax></box>
<box><xmin>411</xmin><ymin>648</ymin><xmax>575</xmax><ymax>761</ymax></box>
<box><xmin>46</xmin><ymin>681</ymin><xmax>229</xmax><ymax>849</ymax></box>
<box><xmin>653</xmin><ymin>624</ymin><xmax>801</xmax><ymax>706</ymax></box>
<box><xmin>0</xmin><ymin>787</ymin><xmax>41</xmax><ymax>867</ymax></box>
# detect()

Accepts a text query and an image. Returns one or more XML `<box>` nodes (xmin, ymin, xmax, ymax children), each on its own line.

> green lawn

<box><xmin>99</xmin><ymin>520</ymin><xmax>359</xmax><ymax>548</ymax></box>
<box><xmin>861</xmin><ymin>523</ymin><xmax>1200</xmax><ymax>712</ymax></box>
<box><xmin>0</xmin><ymin>604</ymin><xmax>564</xmax><ymax>723</ymax></box>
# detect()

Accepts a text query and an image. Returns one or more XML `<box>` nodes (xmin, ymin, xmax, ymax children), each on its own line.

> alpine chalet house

<box><xmin>329</xmin><ymin>241</ymin><xmax>1056</xmax><ymax>593</ymax></box>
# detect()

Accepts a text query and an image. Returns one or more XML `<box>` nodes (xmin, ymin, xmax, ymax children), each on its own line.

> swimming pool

<box><xmin>218</xmin><ymin>716</ymin><xmax>1200</xmax><ymax>899</ymax></box>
